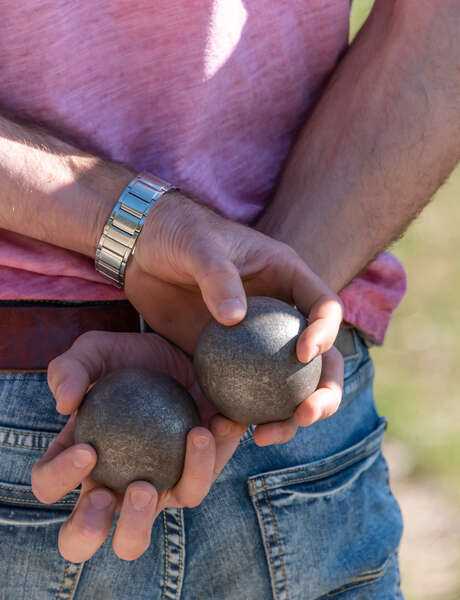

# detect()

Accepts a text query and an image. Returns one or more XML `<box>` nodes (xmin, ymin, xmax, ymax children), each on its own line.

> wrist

<box><xmin>94</xmin><ymin>171</ymin><xmax>178</xmax><ymax>287</ymax></box>
<box><xmin>69</xmin><ymin>157</ymin><xmax>135</xmax><ymax>258</ymax></box>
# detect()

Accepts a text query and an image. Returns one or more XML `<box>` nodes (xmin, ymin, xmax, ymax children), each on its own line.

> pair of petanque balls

<box><xmin>74</xmin><ymin>297</ymin><xmax>322</xmax><ymax>493</ymax></box>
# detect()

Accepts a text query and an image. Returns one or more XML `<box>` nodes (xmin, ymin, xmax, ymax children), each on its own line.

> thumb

<box><xmin>191</xmin><ymin>253</ymin><xmax>247</xmax><ymax>325</ymax></box>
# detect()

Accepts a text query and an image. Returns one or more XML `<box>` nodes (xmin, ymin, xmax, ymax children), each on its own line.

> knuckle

<box><xmin>76</xmin><ymin>330</ymin><xmax>103</xmax><ymax>347</ymax></box>
<box><xmin>279</xmin><ymin>241</ymin><xmax>298</xmax><ymax>260</ymax></box>
<box><xmin>71</xmin><ymin>518</ymin><xmax>104</xmax><ymax>541</ymax></box>
<box><xmin>197</xmin><ymin>255</ymin><xmax>233</xmax><ymax>279</ymax></box>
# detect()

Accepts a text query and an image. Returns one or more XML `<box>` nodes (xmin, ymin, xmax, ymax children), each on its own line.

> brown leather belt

<box><xmin>0</xmin><ymin>300</ymin><xmax>141</xmax><ymax>370</ymax></box>
<box><xmin>0</xmin><ymin>300</ymin><xmax>357</xmax><ymax>371</ymax></box>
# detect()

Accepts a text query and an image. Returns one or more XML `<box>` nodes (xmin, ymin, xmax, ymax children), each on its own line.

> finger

<box><xmin>167</xmin><ymin>427</ymin><xmax>215</xmax><ymax>509</ymax></box>
<box><xmin>58</xmin><ymin>487</ymin><xmax>117</xmax><ymax>563</ymax></box>
<box><xmin>209</xmin><ymin>415</ymin><xmax>247</xmax><ymax>479</ymax></box>
<box><xmin>37</xmin><ymin>413</ymin><xmax>76</xmax><ymax>464</ymax></box>
<box><xmin>295</xmin><ymin>347</ymin><xmax>344</xmax><ymax>427</ymax></box>
<box><xmin>31</xmin><ymin>414</ymin><xmax>91</xmax><ymax>503</ymax></box>
<box><xmin>296</xmin><ymin>294</ymin><xmax>344</xmax><ymax>363</ymax></box>
<box><xmin>112</xmin><ymin>481</ymin><xmax>158</xmax><ymax>561</ymax></box>
<box><xmin>191</xmin><ymin>253</ymin><xmax>247</xmax><ymax>325</ymax></box>
<box><xmin>252</xmin><ymin>415</ymin><xmax>298</xmax><ymax>447</ymax></box>
<box><xmin>48</xmin><ymin>331</ymin><xmax>194</xmax><ymax>415</ymax></box>
<box><xmin>32</xmin><ymin>440</ymin><xmax>97</xmax><ymax>505</ymax></box>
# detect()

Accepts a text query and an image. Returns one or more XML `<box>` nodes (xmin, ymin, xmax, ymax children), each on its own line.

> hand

<box><xmin>124</xmin><ymin>191</ymin><xmax>344</xmax><ymax>444</ymax></box>
<box><xmin>125</xmin><ymin>191</ymin><xmax>343</xmax><ymax>355</ymax></box>
<box><xmin>32</xmin><ymin>331</ymin><xmax>246</xmax><ymax>563</ymax></box>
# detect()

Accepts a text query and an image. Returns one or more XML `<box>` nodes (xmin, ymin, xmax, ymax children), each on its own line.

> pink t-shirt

<box><xmin>0</xmin><ymin>1</ymin><xmax>405</xmax><ymax>345</ymax></box>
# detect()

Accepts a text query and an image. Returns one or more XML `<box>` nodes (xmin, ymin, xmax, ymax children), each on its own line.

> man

<box><xmin>0</xmin><ymin>0</ymin><xmax>458</xmax><ymax>597</ymax></box>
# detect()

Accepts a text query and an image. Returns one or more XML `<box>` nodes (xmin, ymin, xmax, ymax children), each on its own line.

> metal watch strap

<box><xmin>95</xmin><ymin>171</ymin><xmax>176</xmax><ymax>288</ymax></box>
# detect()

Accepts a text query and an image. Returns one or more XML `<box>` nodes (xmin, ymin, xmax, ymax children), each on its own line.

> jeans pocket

<box><xmin>0</xmin><ymin>425</ymin><xmax>83</xmax><ymax>599</ymax></box>
<box><xmin>247</xmin><ymin>419</ymin><xmax>403</xmax><ymax>600</ymax></box>
<box><xmin>0</xmin><ymin>372</ymin><xmax>84</xmax><ymax>599</ymax></box>
<box><xmin>0</xmin><ymin>418</ymin><xmax>80</xmax><ymax>518</ymax></box>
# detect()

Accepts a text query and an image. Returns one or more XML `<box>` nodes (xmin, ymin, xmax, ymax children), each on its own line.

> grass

<box><xmin>350</xmin><ymin>0</ymin><xmax>460</xmax><ymax>501</ymax></box>
<box><xmin>373</xmin><ymin>166</ymin><xmax>460</xmax><ymax>496</ymax></box>
<box><xmin>350</xmin><ymin>2</ymin><xmax>460</xmax><ymax>597</ymax></box>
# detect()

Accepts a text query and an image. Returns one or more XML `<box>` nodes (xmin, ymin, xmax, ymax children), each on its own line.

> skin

<box><xmin>9</xmin><ymin>0</ymin><xmax>460</xmax><ymax>563</ymax></box>
<box><xmin>33</xmin><ymin>331</ymin><xmax>247</xmax><ymax>562</ymax></box>
<box><xmin>257</xmin><ymin>0</ymin><xmax>460</xmax><ymax>290</ymax></box>
<box><xmin>0</xmin><ymin>117</ymin><xmax>343</xmax><ymax>561</ymax></box>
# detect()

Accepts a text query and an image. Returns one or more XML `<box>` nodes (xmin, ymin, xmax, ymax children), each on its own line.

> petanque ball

<box><xmin>74</xmin><ymin>368</ymin><xmax>200</xmax><ymax>494</ymax></box>
<box><xmin>194</xmin><ymin>296</ymin><xmax>322</xmax><ymax>424</ymax></box>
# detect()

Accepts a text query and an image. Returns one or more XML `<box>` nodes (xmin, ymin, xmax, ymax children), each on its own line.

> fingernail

<box><xmin>193</xmin><ymin>435</ymin><xmax>210</xmax><ymax>449</ymax></box>
<box><xmin>90</xmin><ymin>490</ymin><xmax>113</xmax><ymax>510</ymax></box>
<box><xmin>218</xmin><ymin>298</ymin><xmax>246</xmax><ymax>322</ymax></box>
<box><xmin>131</xmin><ymin>489</ymin><xmax>153</xmax><ymax>511</ymax></box>
<box><xmin>73</xmin><ymin>448</ymin><xmax>93</xmax><ymax>468</ymax></box>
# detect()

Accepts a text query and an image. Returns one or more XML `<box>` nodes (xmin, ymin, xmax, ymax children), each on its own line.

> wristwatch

<box><xmin>95</xmin><ymin>171</ymin><xmax>176</xmax><ymax>288</ymax></box>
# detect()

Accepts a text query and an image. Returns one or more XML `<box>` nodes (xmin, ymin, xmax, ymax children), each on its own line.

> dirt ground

<box><xmin>384</xmin><ymin>440</ymin><xmax>460</xmax><ymax>600</ymax></box>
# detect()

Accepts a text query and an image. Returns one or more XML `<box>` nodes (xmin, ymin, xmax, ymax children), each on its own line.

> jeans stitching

<box><xmin>177</xmin><ymin>510</ymin><xmax>184</xmax><ymax>600</ymax></box>
<box><xmin>67</xmin><ymin>563</ymin><xmax>83</xmax><ymax>600</ymax></box>
<box><xmin>0</xmin><ymin>440</ymin><xmax>52</xmax><ymax>451</ymax></box>
<box><xmin>0</xmin><ymin>374</ymin><xmax>48</xmax><ymax>380</ymax></box>
<box><xmin>263</xmin><ymin>478</ymin><xmax>290</xmax><ymax>600</ymax></box>
<box><xmin>251</xmin><ymin>479</ymin><xmax>277</xmax><ymax>598</ymax></box>
<box><xmin>161</xmin><ymin>511</ymin><xmax>169</xmax><ymax>600</ymax></box>
<box><xmin>0</xmin><ymin>482</ymin><xmax>79</xmax><ymax>496</ymax></box>
<box><xmin>248</xmin><ymin>421</ymin><xmax>386</xmax><ymax>493</ymax></box>
<box><xmin>160</xmin><ymin>509</ymin><xmax>185</xmax><ymax>600</ymax></box>
<box><xmin>258</xmin><ymin>445</ymin><xmax>381</xmax><ymax>491</ymax></box>
<box><xmin>318</xmin><ymin>554</ymin><xmax>392</xmax><ymax>598</ymax></box>
<box><xmin>0</xmin><ymin>426</ymin><xmax>56</xmax><ymax>438</ymax></box>
<box><xmin>57</xmin><ymin>562</ymin><xmax>71</xmax><ymax>599</ymax></box>
<box><xmin>55</xmin><ymin>561</ymin><xmax>84</xmax><ymax>600</ymax></box>
<box><xmin>0</xmin><ymin>494</ymin><xmax>76</xmax><ymax>506</ymax></box>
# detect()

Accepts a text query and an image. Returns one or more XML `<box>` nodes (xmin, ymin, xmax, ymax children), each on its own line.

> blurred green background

<box><xmin>350</xmin><ymin>2</ymin><xmax>460</xmax><ymax>599</ymax></box>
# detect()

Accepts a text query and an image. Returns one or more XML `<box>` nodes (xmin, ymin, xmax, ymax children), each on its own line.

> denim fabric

<box><xmin>0</xmin><ymin>330</ymin><xmax>403</xmax><ymax>599</ymax></box>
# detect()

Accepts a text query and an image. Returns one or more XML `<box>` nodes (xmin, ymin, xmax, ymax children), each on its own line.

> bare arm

<box><xmin>0</xmin><ymin>114</ymin><xmax>133</xmax><ymax>256</ymax></box>
<box><xmin>1</xmin><ymin>112</ymin><xmax>345</xmax><ymax>563</ymax></box>
<box><xmin>257</xmin><ymin>0</ymin><xmax>460</xmax><ymax>292</ymax></box>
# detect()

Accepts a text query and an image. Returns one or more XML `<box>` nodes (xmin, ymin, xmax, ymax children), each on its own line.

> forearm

<box><xmin>257</xmin><ymin>0</ymin><xmax>460</xmax><ymax>292</ymax></box>
<box><xmin>0</xmin><ymin>114</ymin><xmax>134</xmax><ymax>257</ymax></box>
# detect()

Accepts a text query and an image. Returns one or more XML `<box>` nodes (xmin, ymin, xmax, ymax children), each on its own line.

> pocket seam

<box><xmin>0</xmin><ymin>425</ymin><xmax>59</xmax><ymax>452</ymax></box>
<box><xmin>317</xmin><ymin>554</ymin><xmax>392</xmax><ymax>599</ymax></box>
<box><xmin>0</xmin><ymin>482</ymin><xmax>79</xmax><ymax>508</ymax></box>
<box><xmin>0</xmin><ymin>426</ymin><xmax>56</xmax><ymax>438</ymax></box>
<box><xmin>0</xmin><ymin>493</ymin><xmax>76</xmax><ymax>506</ymax></box>
<box><xmin>254</xmin><ymin>445</ymin><xmax>379</xmax><ymax>493</ymax></box>
<box><xmin>263</xmin><ymin>480</ymin><xmax>289</xmax><ymax>600</ymax></box>
<box><xmin>248</xmin><ymin>419</ymin><xmax>386</xmax><ymax>494</ymax></box>
<box><xmin>251</xmin><ymin>479</ymin><xmax>290</xmax><ymax>600</ymax></box>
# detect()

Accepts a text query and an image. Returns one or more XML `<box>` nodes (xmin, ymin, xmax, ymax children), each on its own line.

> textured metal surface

<box><xmin>74</xmin><ymin>368</ymin><xmax>200</xmax><ymax>493</ymax></box>
<box><xmin>194</xmin><ymin>296</ymin><xmax>322</xmax><ymax>424</ymax></box>
<box><xmin>95</xmin><ymin>171</ymin><xmax>176</xmax><ymax>288</ymax></box>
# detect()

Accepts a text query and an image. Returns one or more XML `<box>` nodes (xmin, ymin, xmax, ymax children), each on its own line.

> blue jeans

<box><xmin>0</xmin><ymin>330</ymin><xmax>403</xmax><ymax>599</ymax></box>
